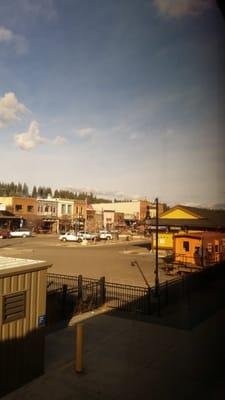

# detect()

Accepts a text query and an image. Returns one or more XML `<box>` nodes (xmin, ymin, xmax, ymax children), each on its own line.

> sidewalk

<box><xmin>2</xmin><ymin>297</ymin><xmax>225</xmax><ymax>400</ymax></box>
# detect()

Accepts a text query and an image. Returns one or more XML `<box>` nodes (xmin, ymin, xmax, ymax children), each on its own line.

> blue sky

<box><xmin>0</xmin><ymin>0</ymin><xmax>224</xmax><ymax>205</ymax></box>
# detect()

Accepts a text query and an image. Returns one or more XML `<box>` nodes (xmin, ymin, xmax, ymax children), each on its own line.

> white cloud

<box><xmin>0</xmin><ymin>26</ymin><xmax>13</xmax><ymax>42</ymax></box>
<box><xmin>129</xmin><ymin>133</ymin><xmax>138</xmax><ymax>141</ymax></box>
<box><xmin>14</xmin><ymin>120</ymin><xmax>47</xmax><ymax>150</ymax></box>
<box><xmin>76</xmin><ymin>127</ymin><xmax>95</xmax><ymax>138</ymax></box>
<box><xmin>0</xmin><ymin>26</ymin><xmax>28</xmax><ymax>54</ymax></box>
<box><xmin>153</xmin><ymin>0</ymin><xmax>213</xmax><ymax>18</ymax></box>
<box><xmin>14</xmin><ymin>121</ymin><xmax>68</xmax><ymax>150</ymax></box>
<box><xmin>53</xmin><ymin>135</ymin><xmax>67</xmax><ymax>145</ymax></box>
<box><xmin>0</xmin><ymin>92</ymin><xmax>29</xmax><ymax>128</ymax></box>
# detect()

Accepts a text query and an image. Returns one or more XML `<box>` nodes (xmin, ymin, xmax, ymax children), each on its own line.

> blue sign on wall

<box><xmin>38</xmin><ymin>315</ymin><xmax>46</xmax><ymax>327</ymax></box>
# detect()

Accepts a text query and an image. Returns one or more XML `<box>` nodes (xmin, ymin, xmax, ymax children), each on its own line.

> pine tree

<box><xmin>17</xmin><ymin>183</ymin><xmax>23</xmax><ymax>196</ymax></box>
<box><xmin>32</xmin><ymin>186</ymin><xmax>37</xmax><ymax>198</ymax></box>
<box><xmin>22</xmin><ymin>183</ymin><xmax>29</xmax><ymax>196</ymax></box>
<box><xmin>37</xmin><ymin>186</ymin><xmax>44</xmax><ymax>198</ymax></box>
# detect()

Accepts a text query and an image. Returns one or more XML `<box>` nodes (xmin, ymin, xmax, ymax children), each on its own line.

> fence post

<box><xmin>165</xmin><ymin>280</ymin><xmax>169</xmax><ymax>305</ymax></box>
<box><xmin>78</xmin><ymin>275</ymin><xmax>83</xmax><ymax>301</ymax></box>
<box><xmin>157</xmin><ymin>290</ymin><xmax>161</xmax><ymax>317</ymax></box>
<box><xmin>62</xmin><ymin>284</ymin><xmax>68</xmax><ymax>318</ymax></box>
<box><xmin>99</xmin><ymin>276</ymin><xmax>106</xmax><ymax>306</ymax></box>
<box><xmin>147</xmin><ymin>288</ymin><xmax>152</xmax><ymax>315</ymax></box>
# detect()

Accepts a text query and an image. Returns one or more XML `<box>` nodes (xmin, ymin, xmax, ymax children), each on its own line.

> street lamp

<box><xmin>154</xmin><ymin>197</ymin><xmax>159</xmax><ymax>296</ymax></box>
<box><xmin>130</xmin><ymin>260</ymin><xmax>150</xmax><ymax>289</ymax></box>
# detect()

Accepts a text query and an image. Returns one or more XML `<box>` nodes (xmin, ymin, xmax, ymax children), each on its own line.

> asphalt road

<box><xmin>0</xmin><ymin>235</ymin><xmax>169</xmax><ymax>287</ymax></box>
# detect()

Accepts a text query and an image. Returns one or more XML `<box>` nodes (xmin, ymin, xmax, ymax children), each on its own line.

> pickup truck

<box><xmin>59</xmin><ymin>232</ymin><xmax>82</xmax><ymax>242</ymax></box>
<box><xmin>99</xmin><ymin>231</ymin><xmax>112</xmax><ymax>240</ymax></box>
<box><xmin>77</xmin><ymin>231</ymin><xmax>98</xmax><ymax>240</ymax></box>
<box><xmin>10</xmin><ymin>229</ymin><xmax>32</xmax><ymax>238</ymax></box>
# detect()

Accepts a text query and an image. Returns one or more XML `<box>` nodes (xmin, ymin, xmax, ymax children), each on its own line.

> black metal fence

<box><xmin>46</xmin><ymin>274</ymin><xmax>105</xmax><ymax>330</ymax></box>
<box><xmin>158</xmin><ymin>262</ymin><xmax>225</xmax><ymax>311</ymax></box>
<box><xmin>164</xmin><ymin>252</ymin><xmax>225</xmax><ymax>271</ymax></box>
<box><xmin>104</xmin><ymin>282</ymin><xmax>151</xmax><ymax>314</ymax></box>
<box><xmin>46</xmin><ymin>262</ymin><xmax>225</xmax><ymax>326</ymax></box>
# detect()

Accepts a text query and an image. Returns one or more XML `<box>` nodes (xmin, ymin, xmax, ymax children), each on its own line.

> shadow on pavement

<box><xmin>106</xmin><ymin>277</ymin><xmax>225</xmax><ymax>331</ymax></box>
<box><xmin>129</xmin><ymin>241</ymin><xmax>151</xmax><ymax>251</ymax></box>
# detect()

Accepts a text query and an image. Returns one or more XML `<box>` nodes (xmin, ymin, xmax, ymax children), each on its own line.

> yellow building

<box><xmin>174</xmin><ymin>231</ymin><xmax>225</xmax><ymax>268</ymax></box>
<box><xmin>151</xmin><ymin>205</ymin><xmax>225</xmax><ymax>251</ymax></box>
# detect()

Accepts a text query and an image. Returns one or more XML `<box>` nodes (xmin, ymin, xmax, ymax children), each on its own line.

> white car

<box><xmin>99</xmin><ymin>231</ymin><xmax>112</xmax><ymax>240</ymax></box>
<box><xmin>59</xmin><ymin>232</ymin><xmax>82</xmax><ymax>242</ymax></box>
<box><xmin>10</xmin><ymin>229</ymin><xmax>32</xmax><ymax>238</ymax></box>
<box><xmin>77</xmin><ymin>231</ymin><xmax>98</xmax><ymax>240</ymax></box>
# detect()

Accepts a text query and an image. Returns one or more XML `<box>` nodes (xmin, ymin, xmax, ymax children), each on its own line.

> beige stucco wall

<box><xmin>55</xmin><ymin>198</ymin><xmax>74</xmax><ymax>218</ymax></box>
<box><xmin>92</xmin><ymin>200</ymin><xmax>150</xmax><ymax>221</ymax></box>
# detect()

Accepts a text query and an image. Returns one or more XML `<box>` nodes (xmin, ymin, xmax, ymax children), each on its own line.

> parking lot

<box><xmin>0</xmin><ymin>234</ymin><xmax>168</xmax><ymax>287</ymax></box>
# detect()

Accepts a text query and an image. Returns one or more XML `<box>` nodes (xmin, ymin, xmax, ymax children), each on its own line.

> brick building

<box><xmin>0</xmin><ymin>196</ymin><xmax>37</xmax><ymax>228</ymax></box>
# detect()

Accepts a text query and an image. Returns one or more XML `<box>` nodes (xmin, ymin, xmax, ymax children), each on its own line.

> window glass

<box><xmin>207</xmin><ymin>243</ymin><xmax>212</xmax><ymax>253</ymax></box>
<box><xmin>183</xmin><ymin>241</ymin><xmax>189</xmax><ymax>252</ymax></box>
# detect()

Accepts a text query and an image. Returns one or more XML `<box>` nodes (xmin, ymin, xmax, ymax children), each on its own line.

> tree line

<box><xmin>0</xmin><ymin>182</ymin><xmax>111</xmax><ymax>203</ymax></box>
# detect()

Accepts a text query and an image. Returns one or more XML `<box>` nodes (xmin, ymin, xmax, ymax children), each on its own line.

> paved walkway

<box><xmin>2</xmin><ymin>288</ymin><xmax>225</xmax><ymax>400</ymax></box>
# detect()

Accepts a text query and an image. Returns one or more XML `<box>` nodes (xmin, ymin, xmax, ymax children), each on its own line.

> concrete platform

<box><xmin>2</xmin><ymin>294</ymin><xmax>225</xmax><ymax>400</ymax></box>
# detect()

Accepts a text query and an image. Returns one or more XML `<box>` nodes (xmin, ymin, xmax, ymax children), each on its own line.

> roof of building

<box><xmin>151</xmin><ymin>205</ymin><xmax>225</xmax><ymax>229</ymax></box>
<box><xmin>174</xmin><ymin>231</ymin><xmax>225</xmax><ymax>240</ymax></box>
<box><xmin>0</xmin><ymin>256</ymin><xmax>51</xmax><ymax>276</ymax></box>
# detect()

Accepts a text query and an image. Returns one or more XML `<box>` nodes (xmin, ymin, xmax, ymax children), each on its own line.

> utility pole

<box><xmin>84</xmin><ymin>198</ymin><xmax>87</xmax><ymax>234</ymax></box>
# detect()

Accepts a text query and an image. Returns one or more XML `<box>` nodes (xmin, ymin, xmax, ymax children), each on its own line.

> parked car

<box><xmin>77</xmin><ymin>231</ymin><xmax>98</xmax><ymax>240</ymax></box>
<box><xmin>59</xmin><ymin>232</ymin><xmax>83</xmax><ymax>242</ymax></box>
<box><xmin>0</xmin><ymin>229</ymin><xmax>10</xmax><ymax>239</ymax></box>
<box><xmin>99</xmin><ymin>231</ymin><xmax>113</xmax><ymax>240</ymax></box>
<box><xmin>10</xmin><ymin>229</ymin><xmax>32</xmax><ymax>238</ymax></box>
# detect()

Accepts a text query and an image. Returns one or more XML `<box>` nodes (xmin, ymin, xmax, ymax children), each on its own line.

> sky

<box><xmin>0</xmin><ymin>0</ymin><xmax>224</xmax><ymax>206</ymax></box>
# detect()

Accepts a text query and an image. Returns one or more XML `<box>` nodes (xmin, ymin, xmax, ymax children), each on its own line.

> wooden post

<box><xmin>75</xmin><ymin>323</ymin><xmax>84</xmax><ymax>373</ymax></box>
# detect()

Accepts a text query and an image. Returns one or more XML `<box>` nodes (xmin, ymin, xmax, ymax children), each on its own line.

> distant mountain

<box><xmin>168</xmin><ymin>201</ymin><xmax>225</xmax><ymax>210</ymax></box>
<box><xmin>211</xmin><ymin>203</ymin><xmax>225</xmax><ymax>210</ymax></box>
